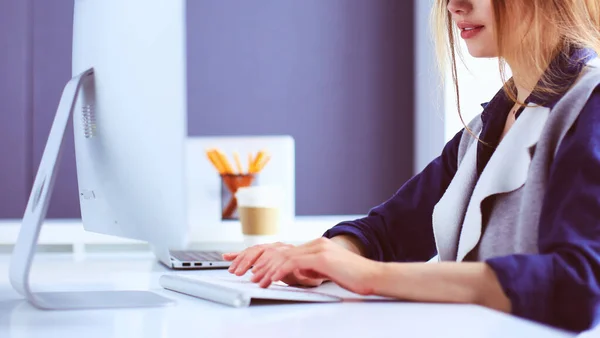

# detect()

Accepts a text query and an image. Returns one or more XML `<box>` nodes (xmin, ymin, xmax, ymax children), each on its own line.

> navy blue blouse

<box><xmin>324</xmin><ymin>48</ymin><xmax>600</xmax><ymax>332</ymax></box>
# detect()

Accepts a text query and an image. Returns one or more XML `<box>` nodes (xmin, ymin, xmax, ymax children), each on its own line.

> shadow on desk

<box><xmin>0</xmin><ymin>298</ymin><xmax>170</xmax><ymax>337</ymax></box>
<box><xmin>0</xmin><ymin>299</ymin><xmax>23</xmax><ymax>317</ymax></box>
<box><xmin>249</xmin><ymin>298</ymin><xmax>403</xmax><ymax>307</ymax></box>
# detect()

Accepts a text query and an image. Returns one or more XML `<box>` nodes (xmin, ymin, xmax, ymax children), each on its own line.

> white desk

<box><xmin>0</xmin><ymin>253</ymin><xmax>575</xmax><ymax>338</ymax></box>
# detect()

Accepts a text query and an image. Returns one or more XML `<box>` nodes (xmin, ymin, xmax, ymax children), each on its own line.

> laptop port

<box><xmin>182</xmin><ymin>262</ymin><xmax>191</xmax><ymax>267</ymax></box>
<box><xmin>194</xmin><ymin>263</ymin><xmax>202</xmax><ymax>267</ymax></box>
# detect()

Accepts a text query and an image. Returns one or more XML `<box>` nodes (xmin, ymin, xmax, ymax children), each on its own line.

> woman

<box><xmin>223</xmin><ymin>0</ymin><xmax>600</xmax><ymax>332</ymax></box>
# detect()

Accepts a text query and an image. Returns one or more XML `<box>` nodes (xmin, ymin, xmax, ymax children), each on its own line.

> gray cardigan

<box><xmin>432</xmin><ymin>58</ymin><xmax>600</xmax><ymax>262</ymax></box>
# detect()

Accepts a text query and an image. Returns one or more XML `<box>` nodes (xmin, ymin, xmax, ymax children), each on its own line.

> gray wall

<box><xmin>32</xmin><ymin>0</ymin><xmax>78</xmax><ymax>218</ymax></box>
<box><xmin>414</xmin><ymin>0</ymin><xmax>445</xmax><ymax>173</ymax></box>
<box><xmin>0</xmin><ymin>0</ymin><xmax>33</xmax><ymax>218</ymax></box>
<box><xmin>0</xmin><ymin>0</ymin><xmax>415</xmax><ymax>218</ymax></box>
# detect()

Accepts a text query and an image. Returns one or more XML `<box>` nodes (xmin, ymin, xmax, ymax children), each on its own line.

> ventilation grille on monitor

<box><xmin>82</xmin><ymin>104</ymin><xmax>96</xmax><ymax>138</ymax></box>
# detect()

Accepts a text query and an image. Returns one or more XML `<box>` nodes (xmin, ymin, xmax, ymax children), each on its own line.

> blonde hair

<box><xmin>433</xmin><ymin>0</ymin><xmax>600</xmax><ymax>134</ymax></box>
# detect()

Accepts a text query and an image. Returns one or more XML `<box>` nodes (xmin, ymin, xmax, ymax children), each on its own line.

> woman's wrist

<box><xmin>363</xmin><ymin>260</ymin><xmax>388</xmax><ymax>295</ymax></box>
<box><xmin>330</xmin><ymin>235</ymin><xmax>367</xmax><ymax>257</ymax></box>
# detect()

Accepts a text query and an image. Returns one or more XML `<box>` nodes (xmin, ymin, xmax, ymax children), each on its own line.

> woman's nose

<box><xmin>447</xmin><ymin>0</ymin><xmax>471</xmax><ymax>15</ymax></box>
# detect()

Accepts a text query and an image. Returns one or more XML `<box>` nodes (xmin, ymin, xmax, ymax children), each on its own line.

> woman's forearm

<box><xmin>327</xmin><ymin>236</ymin><xmax>510</xmax><ymax>312</ymax></box>
<box><xmin>373</xmin><ymin>262</ymin><xmax>512</xmax><ymax>312</ymax></box>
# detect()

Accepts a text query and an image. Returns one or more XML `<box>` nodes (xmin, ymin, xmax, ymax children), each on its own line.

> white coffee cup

<box><xmin>236</xmin><ymin>186</ymin><xmax>282</xmax><ymax>247</ymax></box>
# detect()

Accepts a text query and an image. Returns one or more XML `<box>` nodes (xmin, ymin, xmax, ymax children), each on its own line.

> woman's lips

<box><xmin>460</xmin><ymin>26</ymin><xmax>484</xmax><ymax>39</ymax></box>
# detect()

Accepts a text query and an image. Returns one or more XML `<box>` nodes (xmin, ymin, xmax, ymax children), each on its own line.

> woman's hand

<box><xmin>222</xmin><ymin>242</ymin><xmax>325</xmax><ymax>287</ymax></box>
<box><xmin>225</xmin><ymin>238</ymin><xmax>510</xmax><ymax>312</ymax></box>
<box><xmin>249</xmin><ymin>237</ymin><xmax>383</xmax><ymax>295</ymax></box>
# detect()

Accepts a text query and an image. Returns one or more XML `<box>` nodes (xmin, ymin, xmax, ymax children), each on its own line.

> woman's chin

<box><xmin>465</xmin><ymin>45</ymin><xmax>498</xmax><ymax>59</ymax></box>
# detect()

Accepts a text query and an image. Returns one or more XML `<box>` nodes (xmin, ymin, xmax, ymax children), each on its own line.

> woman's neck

<box><xmin>510</xmin><ymin>64</ymin><xmax>541</xmax><ymax>105</ymax></box>
<box><xmin>507</xmin><ymin>45</ymin><xmax>559</xmax><ymax>105</ymax></box>
<box><xmin>514</xmin><ymin>81</ymin><xmax>532</xmax><ymax>105</ymax></box>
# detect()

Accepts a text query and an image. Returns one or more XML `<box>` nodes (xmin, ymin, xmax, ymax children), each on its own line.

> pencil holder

<box><xmin>220</xmin><ymin>173</ymin><xmax>256</xmax><ymax>220</ymax></box>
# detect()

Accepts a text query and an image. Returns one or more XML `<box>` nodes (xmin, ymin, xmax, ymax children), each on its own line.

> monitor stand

<box><xmin>9</xmin><ymin>68</ymin><xmax>174</xmax><ymax>310</ymax></box>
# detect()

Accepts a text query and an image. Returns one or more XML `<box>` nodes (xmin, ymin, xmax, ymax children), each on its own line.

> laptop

<box><xmin>168</xmin><ymin>250</ymin><xmax>231</xmax><ymax>269</ymax></box>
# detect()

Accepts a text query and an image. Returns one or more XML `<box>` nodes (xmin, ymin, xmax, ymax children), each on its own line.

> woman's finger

<box><xmin>250</xmin><ymin>246</ymin><xmax>291</xmax><ymax>283</ymax></box>
<box><xmin>254</xmin><ymin>262</ymin><xmax>324</xmax><ymax>287</ymax></box>
<box><xmin>229</xmin><ymin>245</ymin><xmax>263</xmax><ymax>273</ymax></box>
<box><xmin>234</xmin><ymin>246</ymin><xmax>267</xmax><ymax>275</ymax></box>
<box><xmin>297</xmin><ymin>269</ymin><xmax>327</xmax><ymax>281</ymax></box>
<box><xmin>290</xmin><ymin>269</ymin><xmax>323</xmax><ymax>287</ymax></box>
<box><xmin>250</xmin><ymin>258</ymin><xmax>273</xmax><ymax>283</ymax></box>
<box><xmin>270</xmin><ymin>253</ymin><xmax>326</xmax><ymax>283</ymax></box>
<box><xmin>237</xmin><ymin>243</ymin><xmax>291</xmax><ymax>276</ymax></box>
<box><xmin>258</xmin><ymin>265</ymin><xmax>279</xmax><ymax>288</ymax></box>
<box><xmin>291</xmin><ymin>270</ymin><xmax>307</xmax><ymax>284</ymax></box>
<box><xmin>228</xmin><ymin>250</ymin><xmax>247</xmax><ymax>273</ymax></box>
<box><xmin>222</xmin><ymin>252</ymin><xmax>239</xmax><ymax>261</ymax></box>
<box><xmin>250</xmin><ymin>269</ymin><xmax>264</xmax><ymax>283</ymax></box>
<box><xmin>251</xmin><ymin>260</ymin><xmax>270</xmax><ymax>276</ymax></box>
<box><xmin>256</xmin><ymin>251</ymin><xmax>289</xmax><ymax>287</ymax></box>
<box><xmin>250</xmin><ymin>240</ymin><xmax>330</xmax><ymax>287</ymax></box>
<box><xmin>251</xmin><ymin>243</ymin><xmax>294</xmax><ymax>272</ymax></box>
<box><xmin>253</xmin><ymin>242</ymin><xmax>325</xmax><ymax>285</ymax></box>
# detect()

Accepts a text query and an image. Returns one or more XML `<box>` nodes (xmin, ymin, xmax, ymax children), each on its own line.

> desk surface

<box><xmin>0</xmin><ymin>254</ymin><xmax>575</xmax><ymax>338</ymax></box>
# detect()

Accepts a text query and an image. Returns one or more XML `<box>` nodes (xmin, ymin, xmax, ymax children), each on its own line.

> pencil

<box><xmin>252</xmin><ymin>151</ymin><xmax>266</xmax><ymax>173</ymax></box>
<box><xmin>256</xmin><ymin>155</ymin><xmax>271</xmax><ymax>172</ymax></box>
<box><xmin>248</xmin><ymin>152</ymin><xmax>255</xmax><ymax>173</ymax></box>
<box><xmin>215</xmin><ymin>149</ymin><xmax>234</xmax><ymax>174</ymax></box>
<box><xmin>206</xmin><ymin>149</ymin><xmax>224</xmax><ymax>174</ymax></box>
<box><xmin>233</xmin><ymin>151</ymin><xmax>243</xmax><ymax>174</ymax></box>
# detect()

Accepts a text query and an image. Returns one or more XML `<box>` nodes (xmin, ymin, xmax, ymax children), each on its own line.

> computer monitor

<box><xmin>10</xmin><ymin>0</ymin><xmax>188</xmax><ymax>309</ymax></box>
<box><xmin>71</xmin><ymin>0</ymin><xmax>188</xmax><ymax>263</ymax></box>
